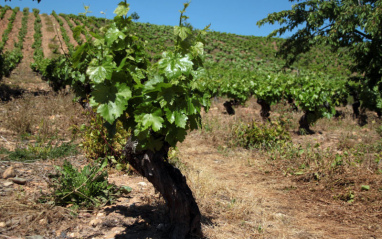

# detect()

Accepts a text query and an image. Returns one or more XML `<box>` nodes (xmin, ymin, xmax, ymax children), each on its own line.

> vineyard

<box><xmin>0</xmin><ymin>2</ymin><xmax>382</xmax><ymax>239</ymax></box>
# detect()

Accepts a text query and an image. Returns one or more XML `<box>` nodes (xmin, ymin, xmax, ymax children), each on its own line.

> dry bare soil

<box><xmin>0</xmin><ymin>9</ymin><xmax>381</xmax><ymax>239</ymax></box>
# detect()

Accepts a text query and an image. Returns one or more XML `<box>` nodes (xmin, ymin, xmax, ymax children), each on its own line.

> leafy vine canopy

<box><xmin>71</xmin><ymin>1</ymin><xmax>211</xmax><ymax>151</ymax></box>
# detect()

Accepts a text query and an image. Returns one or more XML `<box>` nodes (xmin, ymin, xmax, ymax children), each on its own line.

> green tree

<box><xmin>257</xmin><ymin>0</ymin><xmax>382</xmax><ymax>110</ymax></box>
<box><xmin>130</xmin><ymin>11</ymin><xmax>140</xmax><ymax>20</ymax></box>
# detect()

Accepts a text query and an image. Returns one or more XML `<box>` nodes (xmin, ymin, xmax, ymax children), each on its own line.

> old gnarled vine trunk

<box><xmin>298</xmin><ymin>110</ymin><xmax>315</xmax><ymax>135</ymax></box>
<box><xmin>223</xmin><ymin>101</ymin><xmax>235</xmax><ymax>115</ymax></box>
<box><xmin>123</xmin><ymin>140</ymin><xmax>201</xmax><ymax>239</ymax></box>
<box><xmin>257</xmin><ymin>99</ymin><xmax>271</xmax><ymax>121</ymax></box>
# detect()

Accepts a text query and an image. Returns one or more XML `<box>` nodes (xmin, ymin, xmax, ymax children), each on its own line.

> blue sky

<box><xmin>2</xmin><ymin>0</ymin><xmax>296</xmax><ymax>37</ymax></box>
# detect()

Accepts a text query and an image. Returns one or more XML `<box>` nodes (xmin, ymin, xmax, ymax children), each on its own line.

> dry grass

<box><xmin>179</xmin><ymin>132</ymin><xmax>332</xmax><ymax>238</ymax></box>
<box><xmin>178</xmin><ymin>137</ymin><xmax>266</xmax><ymax>238</ymax></box>
<box><xmin>0</xmin><ymin>91</ymin><xmax>85</xmax><ymax>146</ymax></box>
<box><xmin>0</xmin><ymin>192</ymin><xmax>72</xmax><ymax>236</ymax></box>
<box><xmin>175</xmin><ymin>99</ymin><xmax>382</xmax><ymax>238</ymax></box>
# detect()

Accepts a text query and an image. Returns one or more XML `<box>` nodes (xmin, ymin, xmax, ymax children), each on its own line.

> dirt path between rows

<box><xmin>4</xmin><ymin>11</ymin><xmax>22</xmax><ymax>51</ymax></box>
<box><xmin>17</xmin><ymin>12</ymin><xmax>35</xmax><ymax>72</ymax></box>
<box><xmin>3</xmin><ymin>11</ymin><xmax>45</xmax><ymax>91</ymax></box>
<box><xmin>0</xmin><ymin>10</ymin><xmax>12</xmax><ymax>41</ymax></box>
<box><xmin>49</xmin><ymin>15</ymin><xmax>68</xmax><ymax>54</ymax></box>
<box><xmin>1</xmin><ymin>11</ymin><xmax>47</xmax><ymax>92</ymax></box>
<box><xmin>58</xmin><ymin>15</ymin><xmax>77</xmax><ymax>48</ymax></box>
<box><xmin>40</xmin><ymin>14</ymin><xmax>56</xmax><ymax>58</ymax></box>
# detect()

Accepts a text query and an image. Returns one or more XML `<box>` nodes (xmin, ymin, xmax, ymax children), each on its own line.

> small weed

<box><xmin>43</xmin><ymin>159</ymin><xmax>130</xmax><ymax>209</ymax></box>
<box><xmin>331</xmin><ymin>154</ymin><xmax>344</xmax><ymax>168</ymax></box>
<box><xmin>298</xmin><ymin>128</ymin><xmax>309</xmax><ymax>136</ymax></box>
<box><xmin>48</xmin><ymin>43</ymin><xmax>59</xmax><ymax>53</ymax></box>
<box><xmin>228</xmin><ymin>198</ymin><xmax>236</xmax><ymax>208</ymax></box>
<box><xmin>201</xmin><ymin>117</ymin><xmax>214</xmax><ymax>133</ymax></box>
<box><xmin>334</xmin><ymin>191</ymin><xmax>355</xmax><ymax>203</ymax></box>
<box><xmin>283</xmin><ymin>185</ymin><xmax>297</xmax><ymax>191</ymax></box>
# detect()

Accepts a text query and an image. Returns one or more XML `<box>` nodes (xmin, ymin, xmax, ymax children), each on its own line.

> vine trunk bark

<box><xmin>299</xmin><ymin>111</ymin><xmax>315</xmax><ymax>134</ymax></box>
<box><xmin>223</xmin><ymin>101</ymin><xmax>235</xmax><ymax>115</ymax></box>
<box><xmin>257</xmin><ymin>99</ymin><xmax>270</xmax><ymax>121</ymax></box>
<box><xmin>287</xmin><ymin>98</ymin><xmax>298</xmax><ymax>112</ymax></box>
<box><xmin>352</xmin><ymin>101</ymin><xmax>360</xmax><ymax>119</ymax></box>
<box><xmin>123</xmin><ymin>140</ymin><xmax>201</xmax><ymax>239</ymax></box>
<box><xmin>351</xmin><ymin>92</ymin><xmax>360</xmax><ymax>119</ymax></box>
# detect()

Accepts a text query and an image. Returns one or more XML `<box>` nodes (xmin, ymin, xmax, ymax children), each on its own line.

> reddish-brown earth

<box><xmin>40</xmin><ymin>14</ymin><xmax>58</xmax><ymax>58</ymax></box>
<box><xmin>4</xmin><ymin>11</ymin><xmax>22</xmax><ymax>51</ymax></box>
<box><xmin>0</xmin><ymin>10</ymin><xmax>12</xmax><ymax>41</ymax></box>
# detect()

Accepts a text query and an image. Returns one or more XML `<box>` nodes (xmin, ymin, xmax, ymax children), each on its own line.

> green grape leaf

<box><xmin>75</xmin><ymin>72</ymin><xmax>86</xmax><ymax>83</ymax></box>
<box><xmin>106</xmin><ymin>26</ymin><xmax>126</xmax><ymax>45</ymax></box>
<box><xmin>191</xmin><ymin>68</ymin><xmax>208</xmax><ymax>90</ymax></box>
<box><xmin>131</xmin><ymin>68</ymin><xmax>146</xmax><ymax>85</ymax></box>
<box><xmin>191</xmin><ymin>67</ymin><xmax>207</xmax><ymax>79</ymax></box>
<box><xmin>116</xmin><ymin>56</ymin><xmax>128</xmax><ymax>72</ymax></box>
<box><xmin>90</xmin><ymin>83</ymin><xmax>131</xmax><ymax>124</ymax></box>
<box><xmin>165</xmin><ymin>109</ymin><xmax>176</xmax><ymax>124</ymax></box>
<box><xmin>90</xmin><ymin>84</ymin><xmax>116</xmax><ymax>104</ymax></box>
<box><xmin>87</xmin><ymin>61</ymin><xmax>116</xmax><ymax>83</ymax></box>
<box><xmin>186</xmin><ymin>97</ymin><xmax>198</xmax><ymax>115</ymax></box>
<box><xmin>174</xmin><ymin>111</ymin><xmax>188</xmax><ymax>128</ymax></box>
<box><xmin>191</xmin><ymin>42</ymin><xmax>204</xmax><ymax>56</ymax></box>
<box><xmin>114</xmin><ymin>2</ymin><xmax>130</xmax><ymax>17</ymax></box>
<box><xmin>137</xmin><ymin>110</ymin><xmax>164</xmax><ymax>132</ymax></box>
<box><xmin>104</xmin><ymin>121</ymin><xmax>117</xmax><ymax>138</ymax></box>
<box><xmin>165</xmin><ymin>127</ymin><xmax>187</xmax><ymax>146</ymax></box>
<box><xmin>377</xmin><ymin>99</ymin><xmax>382</xmax><ymax>110</ymax></box>
<box><xmin>93</xmin><ymin>38</ymin><xmax>105</xmax><ymax>47</ymax></box>
<box><xmin>98</xmin><ymin>96</ymin><xmax>128</xmax><ymax>125</ymax></box>
<box><xmin>158</xmin><ymin>52</ymin><xmax>193</xmax><ymax>79</ymax></box>
<box><xmin>72</xmin><ymin>42</ymin><xmax>90</xmax><ymax>68</ymax></box>
<box><xmin>144</xmin><ymin>74</ymin><xmax>164</xmax><ymax>90</ymax></box>
<box><xmin>72</xmin><ymin>25</ymin><xmax>84</xmax><ymax>40</ymax></box>
<box><xmin>139</xmin><ymin>136</ymin><xmax>164</xmax><ymax>151</ymax></box>
<box><xmin>116</xmin><ymin>83</ymin><xmax>132</xmax><ymax>100</ymax></box>
<box><xmin>174</xmin><ymin>25</ymin><xmax>191</xmax><ymax>41</ymax></box>
<box><xmin>96</xmin><ymin>102</ymin><xmax>119</xmax><ymax>124</ymax></box>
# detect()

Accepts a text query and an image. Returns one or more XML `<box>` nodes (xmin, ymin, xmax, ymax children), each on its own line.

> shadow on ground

<box><xmin>0</xmin><ymin>83</ymin><xmax>49</xmax><ymax>101</ymax></box>
<box><xmin>105</xmin><ymin>203</ymin><xmax>169</xmax><ymax>239</ymax></box>
<box><xmin>104</xmin><ymin>203</ymin><xmax>215</xmax><ymax>239</ymax></box>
